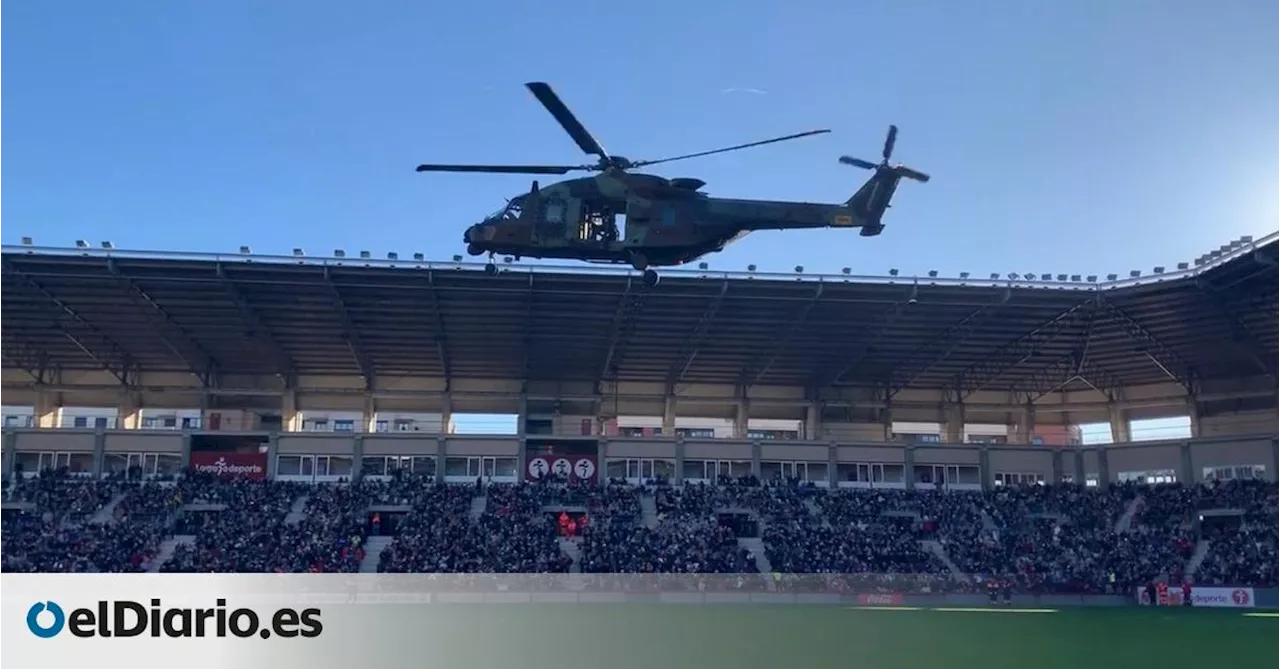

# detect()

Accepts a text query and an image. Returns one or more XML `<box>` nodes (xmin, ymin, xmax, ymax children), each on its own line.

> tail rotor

<box><xmin>839</xmin><ymin>125</ymin><xmax>930</xmax><ymax>183</ymax></box>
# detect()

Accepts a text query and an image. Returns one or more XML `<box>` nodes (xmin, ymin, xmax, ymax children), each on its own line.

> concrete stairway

<box><xmin>803</xmin><ymin>499</ymin><xmax>825</xmax><ymax>523</ymax></box>
<box><xmin>1185</xmin><ymin>539</ymin><xmax>1212</xmax><ymax>579</ymax></box>
<box><xmin>469</xmin><ymin>495</ymin><xmax>488</xmax><ymax>521</ymax></box>
<box><xmin>738</xmin><ymin>537</ymin><xmax>776</xmax><ymax>590</ymax></box>
<box><xmin>921</xmin><ymin>540</ymin><xmax>966</xmax><ymax>581</ymax></box>
<box><xmin>359</xmin><ymin>536</ymin><xmax>394</xmax><ymax>573</ymax></box>
<box><xmin>1115</xmin><ymin>496</ymin><xmax>1143</xmax><ymax>533</ymax></box>
<box><xmin>639</xmin><ymin>493</ymin><xmax>660</xmax><ymax>529</ymax></box>
<box><xmin>978</xmin><ymin>508</ymin><xmax>1000</xmax><ymax>536</ymax></box>
<box><xmin>285</xmin><ymin>496</ymin><xmax>310</xmax><ymax>526</ymax></box>
<box><xmin>558</xmin><ymin>538</ymin><xmax>582</xmax><ymax>574</ymax></box>
<box><xmin>147</xmin><ymin>535</ymin><xmax>195</xmax><ymax>572</ymax></box>
<box><xmin>90</xmin><ymin>492</ymin><xmax>129</xmax><ymax>524</ymax></box>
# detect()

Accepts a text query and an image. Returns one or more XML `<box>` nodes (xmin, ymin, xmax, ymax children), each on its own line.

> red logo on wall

<box><xmin>190</xmin><ymin>452</ymin><xmax>267</xmax><ymax>480</ymax></box>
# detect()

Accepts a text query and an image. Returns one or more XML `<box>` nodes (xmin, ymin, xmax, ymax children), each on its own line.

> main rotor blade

<box><xmin>839</xmin><ymin>156</ymin><xmax>878</xmax><ymax>170</ymax></box>
<box><xmin>630</xmin><ymin>129</ymin><xmax>831</xmax><ymax>169</ymax></box>
<box><xmin>415</xmin><ymin>163</ymin><xmax>577</xmax><ymax>175</ymax></box>
<box><xmin>525</xmin><ymin>82</ymin><xmax>610</xmax><ymax>159</ymax></box>
<box><xmin>883</xmin><ymin>125</ymin><xmax>898</xmax><ymax>162</ymax></box>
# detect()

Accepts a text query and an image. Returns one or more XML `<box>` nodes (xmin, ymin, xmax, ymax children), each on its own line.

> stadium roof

<box><xmin>2</xmin><ymin>235</ymin><xmax>1276</xmax><ymax>402</ymax></box>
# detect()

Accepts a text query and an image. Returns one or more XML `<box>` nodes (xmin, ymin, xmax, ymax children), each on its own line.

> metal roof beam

<box><xmin>107</xmin><ymin>258</ymin><xmax>218</xmax><ymax>385</ymax></box>
<box><xmin>322</xmin><ymin>267</ymin><xmax>376</xmax><ymax>389</ymax></box>
<box><xmin>214</xmin><ymin>263</ymin><xmax>296</xmax><ymax>384</ymax></box>
<box><xmin>1</xmin><ymin>335</ymin><xmax>55</xmax><ymax>384</ymax></box>
<box><xmin>599</xmin><ymin>277</ymin><xmax>649</xmax><ymax>387</ymax></box>
<box><xmin>886</xmin><ymin>289</ymin><xmax>1012</xmax><ymax>397</ymax></box>
<box><xmin>742</xmin><ymin>283</ymin><xmax>825</xmax><ymax>386</ymax></box>
<box><xmin>817</xmin><ymin>288</ymin><xmax>917</xmax><ymax>389</ymax></box>
<box><xmin>519</xmin><ymin>274</ymin><xmax>536</xmax><ymax>389</ymax></box>
<box><xmin>1096</xmin><ymin>297</ymin><xmax>1200</xmax><ymax>395</ymax></box>
<box><xmin>425</xmin><ymin>271</ymin><xmax>454</xmax><ymax>388</ymax></box>
<box><xmin>956</xmin><ymin>299</ymin><xmax>1095</xmax><ymax>399</ymax></box>
<box><xmin>1194</xmin><ymin>280</ymin><xmax>1277</xmax><ymax>384</ymax></box>
<box><xmin>665</xmin><ymin>281</ymin><xmax>730</xmax><ymax>386</ymax></box>
<box><xmin>1012</xmin><ymin>350</ymin><xmax>1125</xmax><ymax>404</ymax></box>
<box><xmin>4</xmin><ymin>264</ymin><xmax>138</xmax><ymax>386</ymax></box>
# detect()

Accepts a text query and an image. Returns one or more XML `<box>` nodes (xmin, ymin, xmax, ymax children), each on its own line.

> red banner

<box><xmin>525</xmin><ymin>454</ymin><xmax>597</xmax><ymax>482</ymax></box>
<box><xmin>190</xmin><ymin>452</ymin><xmax>268</xmax><ymax>480</ymax></box>
<box><xmin>857</xmin><ymin>593</ymin><xmax>904</xmax><ymax>606</ymax></box>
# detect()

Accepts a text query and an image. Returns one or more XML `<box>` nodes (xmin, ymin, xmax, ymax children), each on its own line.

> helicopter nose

<box><xmin>463</xmin><ymin>225</ymin><xmax>474</xmax><ymax>244</ymax></box>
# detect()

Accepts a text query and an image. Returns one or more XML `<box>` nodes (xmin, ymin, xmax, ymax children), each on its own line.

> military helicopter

<box><xmin>416</xmin><ymin>82</ymin><xmax>928</xmax><ymax>286</ymax></box>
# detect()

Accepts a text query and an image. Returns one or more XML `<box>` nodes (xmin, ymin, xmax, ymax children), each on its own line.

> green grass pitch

<box><xmin>387</xmin><ymin>604</ymin><xmax>1278</xmax><ymax>669</ymax></box>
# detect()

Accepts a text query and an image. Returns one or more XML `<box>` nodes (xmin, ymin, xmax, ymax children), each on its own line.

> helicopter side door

<box><xmin>532</xmin><ymin>195</ymin><xmax>576</xmax><ymax>245</ymax></box>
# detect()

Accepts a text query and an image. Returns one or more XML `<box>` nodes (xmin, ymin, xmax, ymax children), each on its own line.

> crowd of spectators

<box><xmin>3</xmin><ymin>469</ymin><xmax>1277</xmax><ymax>594</ymax></box>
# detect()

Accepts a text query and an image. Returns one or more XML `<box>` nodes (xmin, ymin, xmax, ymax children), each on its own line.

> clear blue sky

<box><xmin>4</xmin><ymin>0</ymin><xmax>1276</xmax><ymax>279</ymax></box>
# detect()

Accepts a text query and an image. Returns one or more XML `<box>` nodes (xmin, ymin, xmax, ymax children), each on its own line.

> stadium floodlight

<box><xmin>1086</xmin><ymin>275</ymin><xmax>1097</xmax><ymax>282</ymax></box>
<box><xmin>1055</xmin><ymin>274</ymin><xmax>1067</xmax><ymax>281</ymax></box>
<box><xmin>1176</xmin><ymin>262</ymin><xmax>1189</xmax><ymax>270</ymax></box>
<box><xmin>1070</xmin><ymin>275</ymin><xmax>1081</xmax><ymax>282</ymax></box>
<box><xmin>1241</xmin><ymin>235</ymin><xmax>1253</xmax><ymax>243</ymax></box>
<box><xmin>334</xmin><ymin>249</ymin><xmax>345</xmax><ymax>258</ymax></box>
<box><xmin>842</xmin><ymin>267</ymin><xmax>852</xmax><ymax>275</ymax></box>
<box><xmin>698</xmin><ymin>262</ymin><xmax>709</xmax><ymax>270</ymax></box>
<box><xmin>888</xmin><ymin>268</ymin><xmax>899</xmax><ymax>276</ymax></box>
<box><xmin>413</xmin><ymin>253</ymin><xmax>424</xmax><ymax>261</ymax></box>
<box><xmin>989</xmin><ymin>273</ymin><xmax>1000</xmax><ymax>280</ymax></box>
<box><xmin>293</xmin><ymin>248</ymin><xmax>305</xmax><ymax>257</ymax></box>
<box><xmin>1041</xmin><ymin>274</ymin><xmax>1052</xmax><ymax>281</ymax></box>
<box><xmin>794</xmin><ymin>265</ymin><xmax>804</xmax><ymax>273</ymax></box>
<box><xmin>1023</xmin><ymin>273</ymin><xmax>1035</xmax><ymax>281</ymax></box>
<box><xmin>75</xmin><ymin>240</ymin><xmax>88</xmax><ymax>248</ymax></box>
<box><xmin>452</xmin><ymin>255</ymin><xmax>463</xmax><ymax>262</ymax></box>
<box><xmin>20</xmin><ymin>237</ymin><xmax>33</xmax><ymax>246</ymax></box>
<box><xmin>359</xmin><ymin>251</ymin><xmax>371</xmax><ymax>259</ymax></box>
<box><xmin>387</xmin><ymin>252</ymin><xmax>398</xmax><ymax>260</ymax></box>
<box><xmin>1106</xmin><ymin>273</ymin><xmax>1118</xmax><ymax>281</ymax></box>
<box><xmin>927</xmin><ymin>270</ymin><xmax>938</xmax><ymax>278</ymax></box>
<box><xmin>503</xmin><ymin>256</ymin><xmax>514</xmax><ymax>263</ymax></box>
<box><xmin>747</xmin><ymin>264</ymin><xmax>757</xmax><ymax>272</ymax></box>
<box><xmin>1129</xmin><ymin>270</ymin><xmax>1141</xmax><ymax>278</ymax></box>
<box><xmin>101</xmin><ymin>241</ymin><xmax>114</xmax><ymax>249</ymax></box>
<box><xmin>1152</xmin><ymin>266</ymin><xmax>1164</xmax><ymax>274</ymax></box>
<box><xmin>1007</xmin><ymin>273</ymin><xmax>1019</xmax><ymax>280</ymax></box>
<box><xmin>239</xmin><ymin>246</ymin><xmax>251</xmax><ymax>254</ymax></box>
<box><xmin>958</xmin><ymin>271</ymin><xmax>969</xmax><ymax>279</ymax></box>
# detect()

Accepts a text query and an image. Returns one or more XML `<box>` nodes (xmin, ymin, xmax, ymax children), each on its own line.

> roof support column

<box><xmin>118</xmin><ymin>393</ymin><xmax>142</xmax><ymax>430</ymax></box>
<box><xmin>734</xmin><ymin>399</ymin><xmax>749</xmax><ymax>440</ymax></box>
<box><xmin>943</xmin><ymin>403</ymin><xmax>965</xmax><ymax>444</ymax></box>
<box><xmin>903</xmin><ymin>445</ymin><xmax>916</xmax><ymax>490</ymax></box>
<box><xmin>363</xmin><ymin>394</ymin><xmax>377</xmax><ymax>434</ymax></box>
<box><xmin>978</xmin><ymin>446</ymin><xmax>991</xmax><ymax>491</ymax></box>
<box><xmin>34</xmin><ymin>390</ymin><xmax>59</xmax><ymax>429</ymax></box>
<box><xmin>805</xmin><ymin>401</ymin><xmax>822</xmax><ymax>441</ymax></box>
<box><xmin>2</xmin><ymin>429</ymin><xmax>15</xmax><ymax>475</ymax></box>
<box><xmin>1108</xmin><ymin>404</ymin><xmax>1131</xmax><ymax>444</ymax></box>
<box><xmin>662</xmin><ymin>395</ymin><xmax>677</xmax><ymax>437</ymax></box>
<box><xmin>1014</xmin><ymin>404</ymin><xmax>1036</xmax><ymax>444</ymax></box>
<box><xmin>440</xmin><ymin>394</ymin><xmax>454</xmax><ymax>435</ymax></box>
<box><xmin>515</xmin><ymin>394</ymin><xmax>527</xmax><ymax>438</ymax></box>
<box><xmin>92</xmin><ymin>425</ymin><xmax>106</xmax><ymax>478</ymax></box>
<box><xmin>1072</xmin><ymin>448</ymin><xmax>1086</xmax><ymax>484</ymax></box>
<box><xmin>1050</xmin><ymin>449</ymin><xmax>1064</xmax><ymax>484</ymax></box>
<box><xmin>1271</xmin><ymin>437</ymin><xmax>1279</xmax><ymax>485</ymax></box>
<box><xmin>1185</xmin><ymin>399</ymin><xmax>1202</xmax><ymax>439</ymax></box>
<box><xmin>282</xmin><ymin>390</ymin><xmax>301</xmax><ymax>433</ymax></box>
<box><xmin>1096</xmin><ymin>447</ymin><xmax>1111</xmax><ymax>490</ymax></box>
<box><xmin>1179</xmin><ymin>440</ymin><xmax>1194</xmax><ymax>484</ymax></box>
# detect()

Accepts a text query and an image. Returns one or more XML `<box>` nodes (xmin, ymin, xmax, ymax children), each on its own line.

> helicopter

<box><xmin>416</xmin><ymin>82</ymin><xmax>929</xmax><ymax>286</ymax></box>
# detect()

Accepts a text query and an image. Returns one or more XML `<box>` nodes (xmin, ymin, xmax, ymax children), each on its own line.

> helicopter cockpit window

<box><xmin>487</xmin><ymin>198</ymin><xmax>524</xmax><ymax>221</ymax></box>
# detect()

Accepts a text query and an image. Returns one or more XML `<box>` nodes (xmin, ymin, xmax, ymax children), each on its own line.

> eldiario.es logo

<box><xmin>27</xmin><ymin>599</ymin><xmax>323</xmax><ymax>639</ymax></box>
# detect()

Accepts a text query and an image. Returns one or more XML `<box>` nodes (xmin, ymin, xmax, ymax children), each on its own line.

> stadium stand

<box><xmin>1</xmin><ymin>238</ymin><xmax>1276</xmax><ymax>595</ymax></box>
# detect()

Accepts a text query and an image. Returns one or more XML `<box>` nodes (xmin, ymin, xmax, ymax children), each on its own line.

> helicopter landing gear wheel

<box><xmin>642</xmin><ymin>269</ymin><xmax>660</xmax><ymax>287</ymax></box>
<box><xmin>628</xmin><ymin>253</ymin><xmax>649</xmax><ymax>272</ymax></box>
<box><xmin>484</xmin><ymin>263</ymin><xmax>499</xmax><ymax>277</ymax></box>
